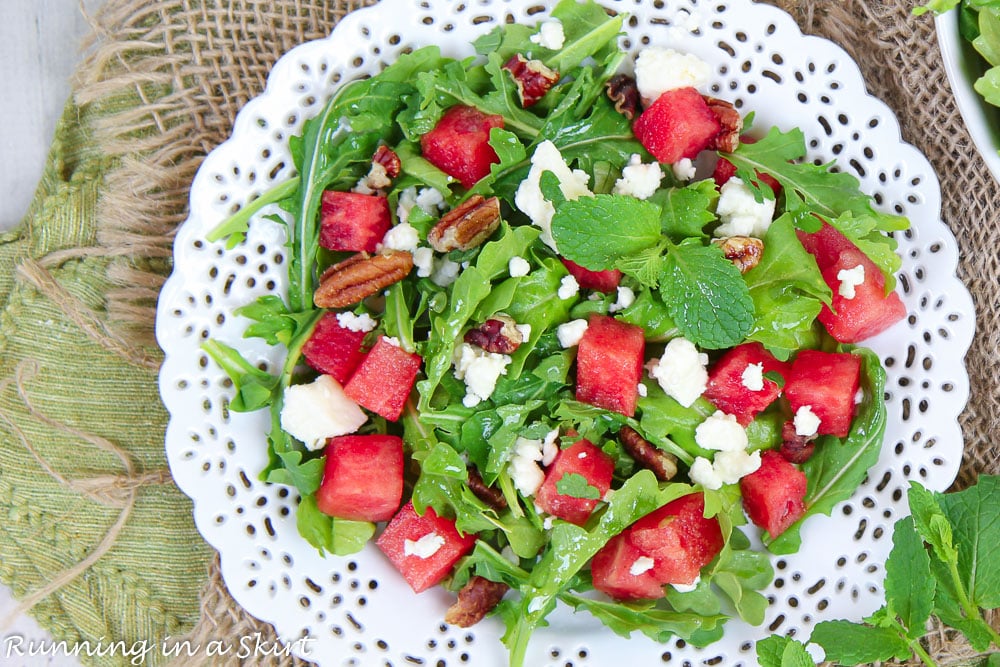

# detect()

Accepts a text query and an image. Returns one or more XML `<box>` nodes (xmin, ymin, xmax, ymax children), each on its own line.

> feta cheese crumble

<box><xmin>672</xmin><ymin>575</ymin><xmax>701</xmax><ymax>593</ymax></box>
<box><xmin>695</xmin><ymin>410</ymin><xmax>749</xmax><ymax>452</ymax></box>
<box><xmin>541</xmin><ymin>428</ymin><xmax>561</xmax><ymax>467</ymax></box>
<box><xmin>404</xmin><ymin>532</ymin><xmax>445</xmax><ymax>559</ymax></box>
<box><xmin>613</xmin><ymin>154</ymin><xmax>664</xmax><ymax>200</ymax></box>
<box><xmin>837</xmin><ymin>264</ymin><xmax>866</xmax><ymax>299</ymax></box>
<box><xmin>453</xmin><ymin>343</ymin><xmax>512</xmax><ymax>407</ymax></box>
<box><xmin>608</xmin><ymin>285</ymin><xmax>636</xmax><ymax>313</ymax></box>
<box><xmin>741</xmin><ymin>362</ymin><xmax>765</xmax><ymax>392</ymax></box>
<box><xmin>336</xmin><ymin>311</ymin><xmax>377</xmax><ymax>333</ymax></box>
<box><xmin>793</xmin><ymin>405</ymin><xmax>822</xmax><ymax>438</ymax></box>
<box><xmin>508</xmin><ymin>256</ymin><xmax>531</xmax><ymax>277</ymax></box>
<box><xmin>413</xmin><ymin>246</ymin><xmax>435</xmax><ymax>278</ymax></box>
<box><xmin>514</xmin><ymin>140</ymin><xmax>593</xmax><ymax>251</ymax></box>
<box><xmin>634</xmin><ymin>47</ymin><xmax>712</xmax><ymax>102</ymax></box>
<box><xmin>647</xmin><ymin>337</ymin><xmax>709</xmax><ymax>407</ymax></box>
<box><xmin>713</xmin><ymin>177</ymin><xmax>776</xmax><ymax>239</ymax></box>
<box><xmin>689</xmin><ymin>449</ymin><xmax>761</xmax><ymax>489</ymax></box>
<box><xmin>637</xmin><ymin>383</ymin><xmax>648</xmax><ymax>397</ymax></box>
<box><xmin>396</xmin><ymin>186</ymin><xmax>447</xmax><ymax>224</ymax></box>
<box><xmin>556</xmin><ymin>318</ymin><xmax>589</xmax><ymax>348</ymax></box>
<box><xmin>558</xmin><ymin>274</ymin><xmax>580</xmax><ymax>300</ymax></box>
<box><xmin>672</xmin><ymin>158</ymin><xmax>697</xmax><ymax>182</ymax></box>
<box><xmin>382</xmin><ymin>222</ymin><xmax>420</xmax><ymax>253</ymax></box>
<box><xmin>629</xmin><ymin>556</ymin><xmax>655</xmax><ymax>576</ymax></box>
<box><xmin>530</xmin><ymin>19</ymin><xmax>565</xmax><ymax>50</ymax></box>
<box><xmin>431</xmin><ymin>258</ymin><xmax>461</xmax><ymax>287</ymax></box>
<box><xmin>279</xmin><ymin>375</ymin><xmax>367</xmax><ymax>450</ymax></box>
<box><xmin>509</xmin><ymin>436</ymin><xmax>546</xmax><ymax>496</ymax></box>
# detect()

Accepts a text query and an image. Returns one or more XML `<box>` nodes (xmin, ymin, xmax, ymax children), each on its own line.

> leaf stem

<box><xmin>907</xmin><ymin>636</ymin><xmax>938</xmax><ymax>667</ymax></box>
<box><xmin>205</xmin><ymin>177</ymin><xmax>300</xmax><ymax>243</ymax></box>
<box><xmin>947</xmin><ymin>557</ymin><xmax>1000</xmax><ymax>647</ymax></box>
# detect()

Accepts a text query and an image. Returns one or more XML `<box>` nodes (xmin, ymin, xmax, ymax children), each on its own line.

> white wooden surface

<box><xmin>1</xmin><ymin>2</ymin><xmax>104</xmax><ymax>664</ymax></box>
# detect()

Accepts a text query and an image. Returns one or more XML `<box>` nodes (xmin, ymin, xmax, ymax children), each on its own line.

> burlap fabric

<box><xmin>0</xmin><ymin>0</ymin><xmax>995</xmax><ymax>665</ymax></box>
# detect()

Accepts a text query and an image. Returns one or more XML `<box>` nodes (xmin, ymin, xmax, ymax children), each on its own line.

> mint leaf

<box><xmin>659</xmin><ymin>240</ymin><xmax>755</xmax><ymax>349</ymax></box>
<box><xmin>551</xmin><ymin>194</ymin><xmax>662</xmax><ymax>271</ymax></box>
<box><xmin>933</xmin><ymin>475</ymin><xmax>1000</xmax><ymax>608</ymax></box>
<box><xmin>809</xmin><ymin>621</ymin><xmax>911</xmax><ymax>664</ymax></box>
<box><xmin>884</xmin><ymin>516</ymin><xmax>935</xmax><ymax>638</ymax></box>
<box><xmin>555</xmin><ymin>472</ymin><xmax>601</xmax><ymax>500</ymax></box>
<box><xmin>756</xmin><ymin>635</ymin><xmax>816</xmax><ymax>667</ymax></box>
<box><xmin>907</xmin><ymin>482</ymin><xmax>959</xmax><ymax>565</ymax></box>
<box><xmin>615</xmin><ymin>245</ymin><xmax>666</xmax><ymax>288</ymax></box>
<box><xmin>649</xmin><ymin>180</ymin><xmax>718</xmax><ymax>241</ymax></box>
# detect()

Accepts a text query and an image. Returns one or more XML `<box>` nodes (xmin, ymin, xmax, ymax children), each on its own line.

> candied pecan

<box><xmin>427</xmin><ymin>195</ymin><xmax>502</xmax><ymax>253</ymax></box>
<box><xmin>445</xmin><ymin>576</ymin><xmax>510</xmax><ymax>628</ymax></box>
<box><xmin>373</xmin><ymin>145</ymin><xmax>401</xmax><ymax>179</ymax></box>
<box><xmin>464</xmin><ymin>315</ymin><xmax>523</xmax><ymax>355</ymax></box>
<box><xmin>313</xmin><ymin>250</ymin><xmax>413</xmax><ymax>309</ymax></box>
<box><xmin>467</xmin><ymin>467</ymin><xmax>507</xmax><ymax>510</ymax></box>
<box><xmin>713</xmin><ymin>236</ymin><xmax>764</xmax><ymax>274</ymax></box>
<box><xmin>502</xmin><ymin>54</ymin><xmax>560</xmax><ymax>107</ymax></box>
<box><xmin>605</xmin><ymin>73</ymin><xmax>641</xmax><ymax>120</ymax></box>
<box><xmin>779</xmin><ymin>420</ymin><xmax>816</xmax><ymax>464</ymax></box>
<box><xmin>704</xmin><ymin>96</ymin><xmax>743</xmax><ymax>153</ymax></box>
<box><xmin>619</xmin><ymin>426</ymin><xmax>678</xmax><ymax>481</ymax></box>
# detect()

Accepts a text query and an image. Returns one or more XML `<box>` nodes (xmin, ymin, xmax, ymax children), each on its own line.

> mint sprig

<box><xmin>555</xmin><ymin>472</ymin><xmax>602</xmax><ymax>500</ymax></box>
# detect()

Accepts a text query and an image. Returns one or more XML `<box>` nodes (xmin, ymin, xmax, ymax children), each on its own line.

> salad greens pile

<box><xmin>202</xmin><ymin>0</ymin><xmax>908</xmax><ymax>662</ymax></box>
<box><xmin>917</xmin><ymin>0</ymin><xmax>1000</xmax><ymax>107</ymax></box>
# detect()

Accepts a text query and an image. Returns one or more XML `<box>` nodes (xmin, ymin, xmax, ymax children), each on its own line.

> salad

<box><xmin>202</xmin><ymin>1</ymin><xmax>909</xmax><ymax>664</ymax></box>
<box><xmin>918</xmin><ymin>0</ymin><xmax>1000</xmax><ymax>109</ymax></box>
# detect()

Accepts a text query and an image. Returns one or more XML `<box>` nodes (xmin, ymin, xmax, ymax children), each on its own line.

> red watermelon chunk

<box><xmin>575</xmin><ymin>315</ymin><xmax>645</xmax><ymax>417</ymax></box>
<box><xmin>420</xmin><ymin>105</ymin><xmax>504</xmax><ymax>188</ymax></box>
<box><xmin>783</xmin><ymin>349</ymin><xmax>861</xmax><ymax>438</ymax></box>
<box><xmin>561</xmin><ymin>258</ymin><xmax>622</xmax><ymax>293</ymax></box>
<box><xmin>344</xmin><ymin>336</ymin><xmax>422</xmax><ymax>421</ymax></box>
<box><xmin>316</xmin><ymin>434</ymin><xmax>403</xmax><ymax>521</ymax></box>
<box><xmin>798</xmin><ymin>220</ymin><xmax>906</xmax><ymax>342</ymax></box>
<box><xmin>703</xmin><ymin>342</ymin><xmax>791</xmax><ymax>426</ymax></box>
<box><xmin>627</xmin><ymin>492</ymin><xmax>724</xmax><ymax>586</ymax></box>
<box><xmin>301</xmin><ymin>312</ymin><xmax>369</xmax><ymax>384</ymax></box>
<box><xmin>632</xmin><ymin>87</ymin><xmax>722</xmax><ymax>164</ymax></box>
<box><xmin>376</xmin><ymin>502</ymin><xmax>477</xmax><ymax>593</ymax></box>
<box><xmin>535</xmin><ymin>439</ymin><xmax>615</xmax><ymax>526</ymax></box>
<box><xmin>740</xmin><ymin>450</ymin><xmax>807</xmax><ymax>537</ymax></box>
<box><xmin>319</xmin><ymin>191</ymin><xmax>392</xmax><ymax>253</ymax></box>
<box><xmin>591</xmin><ymin>532</ymin><xmax>665</xmax><ymax>600</ymax></box>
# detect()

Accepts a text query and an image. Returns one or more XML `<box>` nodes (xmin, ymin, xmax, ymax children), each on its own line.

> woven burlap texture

<box><xmin>2</xmin><ymin>0</ymin><xmax>994</xmax><ymax>665</ymax></box>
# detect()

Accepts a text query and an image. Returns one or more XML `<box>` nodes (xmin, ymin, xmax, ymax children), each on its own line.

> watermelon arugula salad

<box><xmin>202</xmin><ymin>1</ymin><xmax>907</xmax><ymax>664</ymax></box>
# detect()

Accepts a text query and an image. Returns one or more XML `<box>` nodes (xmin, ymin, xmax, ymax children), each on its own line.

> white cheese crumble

<box><xmin>453</xmin><ymin>343</ymin><xmax>512</xmax><ymax>407</ymax></box>
<box><xmin>508</xmin><ymin>256</ymin><xmax>531</xmax><ymax>277</ymax></box>
<box><xmin>530</xmin><ymin>19</ymin><xmax>565</xmax><ymax>50</ymax></box>
<box><xmin>558</xmin><ymin>274</ymin><xmax>580</xmax><ymax>300</ymax></box>
<box><xmin>837</xmin><ymin>264</ymin><xmax>866</xmax><ymax>299</ymax></box>
<box><xmin>431</xmin><ymin>258</ymin><xmax>461</xmax><ymax>287</ymax></box>
<box><xmin>689</xmin><ymin>449</ymin><xmax>761</xmax><ymax>489</ymax></box>
<box><xmin>381</xmin><ymin>222</ymin><xmax>420</xmax><ymax>253</ymax></box>
<box><xmin>336</xmin><ymin>311</ymin><xmax>377</xmax><ymax>333</ymax></box>
<box><xmin>672</xmin><ymin>575</ymin><xmax>701</xmax><ymax>593</ymax></box>
<box><xmin>741</xmin><ymin>362</ymin><xmax>765</xmax><ymax>392</ymax></box>
<box><xmin>383</xmin><ymin>336</ymin><xmax>402</xmax><ymax>348</ymax></box>
<box><xmin>516</xmin><ymin>323</ymin><xmax>532</xmax><ymax>342</ymax></box>
<box><xmin>509</xmin><ymin>436</ymin><xmax>546</xmax><ymax>496</ymax></box>
<box><xmin>396</xmin><ymin>186</ymin><xmax>447</xmax><ymax>224</ymax></box>
<box><xmin>793</xmin><ymin>405</ymin><xmax>822</xmax><ymax>438</ymax></box>
<box><xmin>540</xmin><ymin>428</ymin><xmax>561</xmax><ymax>467</ymax></box>
<box><xmin>404</xmin><ymin>532</ymin><xmax>445</xmax><ymax>559</ymax></box>
<box><xmin>514</xmin><ymin>140</ymin><xmax>593</xmax><ymax>251</ymax></box>
<box><xmin>637</xmin><ymin>383</ymin><xmax>648</xmax><ymax>398</ymax></box>
<box><xmin>413</xmin><ymin>246</ymin><xmax>435</xmax><ymax>278</ymax></box>
<box><xmin>279</xmin><ymin>375</ymin><xmax>367</xmax><ymax>450</ymax></box>
<box><xmin>613</xmin><ymin>154</ymin><xmax>664</xmax><ymax>200</ymax></box>
<box><xmin>647</xmin><ymin>337</ymin><xmax>709</xmax><ymax>408</ymax></box>
<box><xmin>695</xmin><ymin>410</ymin><xmax>749</xmax><ymax>452</ymax></box>
<box><xmin>608</xmin><ymin>285</ymin><xmax>636</xmax><ymax>313</ymax></box>
<box><xmin>634</xmin><ymin>47</ymin><xmax>712</xmax><ymax>103</ymax></box>
<box><xmin>714</xmin><ymin>177</ymin><xmax>776</xmax><ymax>239</ymax></box>
<box><xmin>672</xmin><ymin>158</ymin><xmax>697</xmax><ymax>182</ymax></box>
<box><xmin>629</xmin><ymin>556</ymin><xmax>656</xmax><ymax>576</ymax></box>
<box><xmin>556</xmin><ymin>318</ymin><xmax>589</xmax><ymax>348</ymax></box>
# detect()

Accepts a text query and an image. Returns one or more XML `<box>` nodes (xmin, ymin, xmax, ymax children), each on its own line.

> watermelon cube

<box><xmin>591</xmin><ymin>532</ymin><xmax>665</xmax><ymax>600</ymax></box>
<box><xmin>316</xmin><ymin>434</ymin><xmax>404</xmax><ymax>522</ymax></box>
<box><xmin>561</xmin><ymin>258</ymin><xmax>622</xmax><ymax>292</ymax></box>
<box><xmin>420</xmin><ymin>105</ymin><xmax>504</xmax><ymax>188</ymax></box>
<box><xmin>627</xmin><ymin>492</ymin><xmax>724</xmax><ymax>585</ymax></box>
<box><xmin>783</xmin><ymin>349</ymin><xmax>862</xmax><ymax>438</ymax></box>
<box><xmin>575</xmin><ymin>315</ymin><xmax>645</xmax><ymax>417</ymax></box>
<box><xmin>535</xmin><ymin>439</ymin><xmax>615</xmax><ymax>526</ymax></box>
<box><xmin>319</xmin><ymin>191</ymin><xmax>392</xmax><ymax>253</ymax></box>
<box><xmin>703</xmin><ymin>342</ymin><xmax>791</xmax><ymax>426</ymax></box>
<box><xmin>740</xmin><ymin>450</ymin><xmax>807</xmax><ymax>537</ymax></box>
<box><xmin>344</xmin><ymin>337</ymin><xmax>422</xmax><ymax>421</ymax></box>
<box><xmin>632</xmin><ymin>87</ymin><xmax>722</xmax><ymax>164</ymax></box>
<box><xmin>376</xmin><ymin>502</ymin><xmax>477</xmax><ymax>593</ymax></box>
<box><xmin>301</xmin><ymin>312</ymin><xmax>369</xmax><ymax>384</ymax></box>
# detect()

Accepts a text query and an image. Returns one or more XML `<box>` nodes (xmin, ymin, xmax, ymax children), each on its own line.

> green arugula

<box><xmin>296</xmin><ymin>495</ymin><xmax>375</xmax><ymax>557</ymax></box>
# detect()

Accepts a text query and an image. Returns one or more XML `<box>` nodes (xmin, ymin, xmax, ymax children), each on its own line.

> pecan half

<box><xmin>605</xmin><ymin>73</ymin><xmax>641</xmax><ymax>120</ymax></box>
<box><xmin>779</xmin><ymin>420</ymin><xmax>816</xmax><ymax>464</ymax></box>
<box><xmin>464</xmin><ymin>315</ymin><xmax>523</xmax><ymax>355</ymax></box>
<box><xmin>467</xmin><ymin>467</ymin><xmax>507</xmax><ymax>510</ymax></box>
<box><xmin>713</xmin><ymin>236</ymin><xmax>764</xmax><ymax>274</ymax></box>
<box><xmin>502</xmin><ymin>54</ymin><xmax>560</xmax><ymax>107</ymax></box>
<box><xmin>445</xmin><ymin>576</ymin><xmax>510</xmax><ymax>628</ymax></box>
<box><xmin>705</xmin><ymin>96</ymin><xmax>743</xmax><ymax>153</ymax></box>
<box><xmin>619</xmin><ymin>426</ymin><xmax>678</xmax><ymax>481</ymax></box>
<box><xmin>373</xmin><ymin>145</ymin><xmax>401</xmax><ymax>179</ymax></box>
<box><xmin>313</xmin><ymin>250</ymin><xmax>413</xmax><ymax>309</ymax></box>
<box><xmin>427</xmin><ymin>195</ymin><xmax>502</xmax><ymax>253</ymax></box>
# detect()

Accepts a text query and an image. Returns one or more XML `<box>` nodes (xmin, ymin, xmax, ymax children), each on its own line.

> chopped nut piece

<box><xmin>445</xmin><ymin>576</ymin><xmax>510</xmax><ymax>628</ymax></box>
<box><xmin>373</xmin><ymin>145</ymin><xmax>402</xmax><ymax>179</ymax></box>
<box><xmin>619</xmin><ymin>426</ymin><xmax>678</xmax><ymax>481</ymax></box>
<box><xmin>313</xmin><ymin>250</ymin><xmax>413</xmax><ymax>309</ymax></box>
<box><xmin>704</xmin><ymin>96</ymin><xmax>743</xmax><ymax>153</ymax></box>
<box><xmin>467</xmin><ymin>467</ymin><xmax>508</xmax><ymax>510</ymax></box>
<box><xmin>713</xmin><ymin>236</ymin><xmax>764</xmax><ymax>274</ymax></box>
<box><xmin>779</xmin><ymin>420</ymin><xmax>816</xmax><ymax>463</ymax></box>
<box><xmin>464</xmin><ymin>315</ymin><xmax>523</xmax><ymax>355</ymax></box>
<box><xmin>427</xmin><ymin>195</ymin><xmax>502</xmax><ymax>253</ymax></box>
<box><xmin>605</xmin><ymin>73</ymin><xmax>641</xmax><ymax>120</ymax></box>
<box><xmin>502</xmin><ymin>54</ymin><xmax>560</xmax><ymax>107</ymax></box>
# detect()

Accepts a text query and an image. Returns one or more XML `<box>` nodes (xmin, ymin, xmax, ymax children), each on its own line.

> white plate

<box><xmin>936</xmin><ymin>9</ymin><xmax>1000</xmax><ymax>182</ymax></box>
<box><xmin>156</xmin><ymin>1</ymin><xmax>975</xmax><ymax>665</ymax></box>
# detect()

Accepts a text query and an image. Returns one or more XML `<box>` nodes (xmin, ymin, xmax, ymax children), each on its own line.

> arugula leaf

<box><xmin>559</xmin><ymin>591</ymin><xmax>726</xmax><ymax>643</ymax></box>
<box><xmin>617</xmin><ymin>288</ymin><xmax>679</xmax><ymax>340</ymax></box>
<box><xmin>809</xmin><ymin>621</ymin><xmax>912</xmax><ymax>664</ymax></box>
<box><xmin>201</xmin><ymin>339</ymin><xmax>280</xmax><ymax>413</ymax></box>
<box><xmin>550</xmin><ymin>194</ymin><xmax>662</xmax><ymax>270</ymax></box>
<box><xmin>296</xmin><ymin>495</ymin><xmax>374</xmax><ymax>556</ymax></box>
<box><xmin>555</xmin><ymin>472</ymin><xmax>601</xmax><ymax>500</ymax></box>
<box><xmin>547</xmin><ymin>0</ymin><xmax>625</xmax><ymax>72</ymax></box>
<box><xmin>503</xmin><ymin>255</ymin><xmax>573</xmax><ymax>377</ymax></box>
<box><xmin>755</xmin><ymin>635</ymin><xmax>817</xmax><ymax>667</ymax></box>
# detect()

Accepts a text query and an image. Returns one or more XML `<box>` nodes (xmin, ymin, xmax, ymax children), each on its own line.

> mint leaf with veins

<box><xmin>551</xmin><ymin>194</ymin><xmax>663</xmax><ymax>271</ymax></box>
<box><xmin>555</xmin><ymin>472</ymin><xmax>601</xmax><ymax>500</ymax></box>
